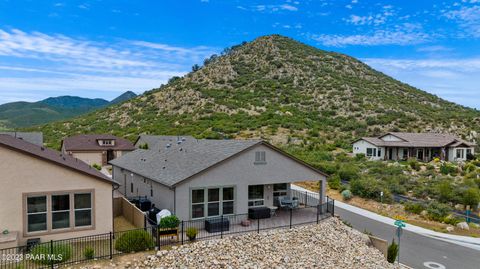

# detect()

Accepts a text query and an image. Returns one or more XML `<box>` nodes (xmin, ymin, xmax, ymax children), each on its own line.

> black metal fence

<box><xmin>0</xmin><ymin>199</ymin><xmax>334</xmax><ymax>269</ymax></box>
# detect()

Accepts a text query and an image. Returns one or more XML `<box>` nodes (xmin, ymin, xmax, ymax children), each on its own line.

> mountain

<box><xmin>110</xmin><ymin>91</ymin><xmax>137</xmax><ymax>105</ymax></box>
<box><xmin>0</xmin><ymin>91</ymin><xmax>136</xmax><ymax>129</ymax></box>
<box><xmin>31</xmin><ymin>35</ymin><xmax>480</xmax><ymax>149</ymax></box>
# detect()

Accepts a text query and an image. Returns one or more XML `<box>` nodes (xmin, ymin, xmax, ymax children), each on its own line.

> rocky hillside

<box><xmin>32</xmin><ymin>35</ymin><xmax>480</xmax><ymax>149</ymax></box>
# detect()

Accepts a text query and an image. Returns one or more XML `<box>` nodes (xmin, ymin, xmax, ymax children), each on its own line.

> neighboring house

<box><xmin>0</xmin><ymin>134</ymin><xmax>118</xmax><ymax>248</ymax></box>
<box><xmin>111</xmin><ymin>137</ymin><xmax>328</xmax><ymax>221</ymax></box>
<box><xmin>0</xmin><ymin>131</ymin><xmax>43</xmax><ymax>146</ymax></box>
<box><xmin>62</xmin><ymin>134</ymin><xmax>136</xmax><ymax>166</ymax></box>
<box><xmin>353</xmin><ymin>132</ymin><xmax>476</xmax><ymax>162</ymax></box>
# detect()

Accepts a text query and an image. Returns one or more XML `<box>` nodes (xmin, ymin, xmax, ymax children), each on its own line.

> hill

<box><xmin>31</xmin><ymin>35</ymin><xmax>480</xmax><ymax>149</ymax></box>
<box><xmin>0</xmin><ymin>91</ymin><xmax>137</xmax><ymax>129</ymax></box>
<box><xmin>110</xmin><ymin>91</ymin><xmax>137</xmax><ymax>104</ymax></box>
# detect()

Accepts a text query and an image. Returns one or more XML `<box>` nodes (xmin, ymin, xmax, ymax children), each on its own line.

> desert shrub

<box><xmin>338</xmin><ymin>166</ymin><xmax>360</xmax><ymax>181</ymax></box>
<box><xmin>443</xmin><ymin>215</ymin><xmax>462</xmax><ymax>226</ymax></box>
<box><xmin>462</xmin><ymin>187</ymin><xmax>480</xmax><ymax>209</ymax></box>
<box><xmin>404</xmin><ymin>202</ymin><xmax>425</xmax><ymax>214</ymax></box>
<box><xmin>186</xmin><ymin>227</ymin><xmax>198</xmax><ymax>241</ymax></box>
<box><xmin>83</xmin><ymin>247</ymin><xmax>95</xmax><ymax>260</ymax></box>
<box><xmin>159</xmin><ymin>215</ymin><xmax>180</xmax><ymax>229</ymax></box>
<box><xmin>464</xmin><ymin>163</ymin><xmax>478</xmax><ymax>173</ymax></box>
<box><xmin>328</xmin><ymin>174</ymin><xmax>341</xmax><ymax>190</ymax></box>
<box><xmin>354</xmin><ymin>153</ymin><xmax>366</xmax><ymax>161</ymax></box>
<box><xmin>387</xmin><ymin>240</ymin><xmax>399</xmax><ymax>263</ymax></box>
<box><xmin>114</xmin><ymin>230</ymin><xmax>155</xmax><ymax>252</ymax></box>
<box><xmin>350</xmin><ymin>177</ymin><xmax>392</xmax><ymax>203</ymax></box>
<box><xmin>407</xmin><ymin>158</ymin><xmax>421</xmax><ymax>171</ymax></box>
<box><xmin>440</xmin><ymin>163</ymin><xmax>457</xmax><ymax>175</ymax></box>
<box><xmin>30</xmin><ymin>243</ymin><xmax>72</xmax><ymax>265</ymax></box>
<box><xmin>341</xmin><ymin>189</ymin><xmax>353</xmax><ymax>200</ymax></box>
<box><xmin>436</xmin><ymin>180</ymin><xmax>454</xmax><ymax>203</ymax></box>
<box><xmin>426</xmin><ymin>201</ymin><xmax>451</xmax><ymax>222</ymax></box>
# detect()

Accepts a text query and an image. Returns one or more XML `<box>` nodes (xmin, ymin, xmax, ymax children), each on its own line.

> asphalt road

<box><xmin>335</xmin><ymin>206</ymin><xmax>480</xmax><ymax>269</ymax></box>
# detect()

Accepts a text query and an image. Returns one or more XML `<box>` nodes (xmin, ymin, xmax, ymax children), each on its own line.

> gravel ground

<box><xmin>77</xmin><ymin>218</ymin><xmax>396</xmax><ymax>269</ymax></box>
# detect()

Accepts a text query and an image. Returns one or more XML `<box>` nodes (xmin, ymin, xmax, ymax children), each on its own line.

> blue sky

<box><xmin>0</xmin><ymin>0</ymin><xmax>479</xmax><ymax>109</ymax></box>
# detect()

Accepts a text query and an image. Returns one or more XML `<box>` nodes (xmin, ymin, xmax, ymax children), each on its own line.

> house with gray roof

<box><xmin>110</xmin><ymin>136</ymin><xmax>328</xmax><ymax>221</ymax></box>
<box><xmin>353</xmin><ymin>132</ymin><xmax>476</xmax><ymax>162</ymax></box>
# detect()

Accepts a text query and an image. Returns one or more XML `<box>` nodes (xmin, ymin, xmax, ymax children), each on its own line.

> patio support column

<box><xmin>319</xmin><ymin>179</ymin><xmax>326</xmax><ymax>204</ymax></box>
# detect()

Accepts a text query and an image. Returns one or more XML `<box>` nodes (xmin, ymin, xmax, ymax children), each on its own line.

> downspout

<box><xmin>173</xmin><ymin>187</ymin><xmax>176</xmax><ymax>215</ymax></box>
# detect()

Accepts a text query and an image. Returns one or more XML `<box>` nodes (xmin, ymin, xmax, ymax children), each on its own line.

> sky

<box><xmin>0</xmin><ymin>0</ymin><xmax>479</xmax><ymax>109</ymax></box>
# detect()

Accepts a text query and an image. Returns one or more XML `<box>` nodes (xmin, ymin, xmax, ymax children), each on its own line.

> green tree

<box><xmin>387</xmin><ymin>239</ymin><xmax>399</xmax><ymax>263</ymax></box>
<box><xmin>463</xmin><ymin>187</ymin><xmax>480</xmax><ymax>209</ymax></box>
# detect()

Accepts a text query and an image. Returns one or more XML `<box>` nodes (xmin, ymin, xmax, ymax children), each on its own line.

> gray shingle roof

<box><xmin>0</xmin><ymin>132</ymin><xmax>43</xmax><ymax>146</ymax></box>
<box><xmin>135</xmin><ymin>135</ymin><xmax>196</xmax><ymax>151</ymax></box>
<box><xmin>111</xmin><ymin>139</ymin><xmax>262</xmax><ymax>187</ymax></box>
<box><xmin>0</xmin><ymin>134</ymin><xmax>116</xmax><ymax>185</ymax></box>
<box><xmin>359</xmin><ymin>132</ymin><xmax>475</xmax><ymax>147</ymax></box>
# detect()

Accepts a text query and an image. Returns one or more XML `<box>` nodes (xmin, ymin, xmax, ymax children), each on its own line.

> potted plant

<box><xmin>158</xmin><ymin>215</ymin><xmax>180</xmax><ymax>236</ymax></box>
<box><xmin>186</xmin><ymin>227</ymin><xmax>198</xmax><ymax>241</ymax></box>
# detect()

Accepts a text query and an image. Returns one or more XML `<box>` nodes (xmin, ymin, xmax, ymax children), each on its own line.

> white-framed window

<box><xmin>191</xmin><ymin>187</ymin><xmax>235</xmax><ymax>219</ymax></box>
<box><xmin>27</xmin><ymin>196</ymin><xmax>47</xmax><ymax>233</ymax></box>
<box><xmin>100</xmin><ymin>139</ymin><xmax>114</xmax><ymax>146</ymax></box>
<box><xmin>74</xmin><ymin>193</ymin><xmax>92</xmax><ymax>227</ymax></box>
<box><xmin>366</xmin><ymin>148</ymin><xmax>377</xmax><ymax>157</ymax></box>
<box><xmin>456</xmin><ymin>149</ymin><xmax>465</xmax><ymax>159</ymax></box>
<box><xmin>248</xmin><ymin>185</ymin><xmax>264</xmax><ymax>207</ymax></box>
<box><xmin>377</xmin><ymin>148</ymin><xmax>382</xmax><ymax>157</ymax></box>
<box><xmin>51</xmin><ymin>194</ymin><xmax>70</xmax><ymax>230</ymax></box>
<box><xmin>467</xmin><ymin>149</ymin><xmax>472</xmax><ymax>156</ymax></box>
<box><xmin>254</xmin><ymin>151</ymin><xmax>266</xmax><ymax>164</ymax></box>
<box><xmin>273</xmin><ymin>183</ymin><xmax>288</xmax><ymax>198</ymax></box>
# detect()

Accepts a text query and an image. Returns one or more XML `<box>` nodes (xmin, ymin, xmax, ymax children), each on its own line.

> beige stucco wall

<box><xmin>71</xmin><ymin>151</ymin><xmax>103</xmax><ymax>166</ymax></box>
<box><xmin>0</xmin><ymin>146</ymin><xmax>113</xmax><ymax>246</ymax></box>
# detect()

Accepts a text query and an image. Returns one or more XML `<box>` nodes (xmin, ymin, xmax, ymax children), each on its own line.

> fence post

<box><xmin>289</xmin><ymin>208</ymin><xmax>293</xmax><ymax>229</ymax></box>
<box><xmin>305</xmin><ymin>191</ymin><xmax>308</xmax><ymax>207</ymax></box>
<box><xmin>156</xmin><ymin>226</ymin><xmax>160</xmax><ymax>249</ymax></box>
<box><xmin>181</xmin><ymin>220</ymin><xmax>184</xmax><ymax>245</ymax></box>
<box><xmin>109</xmin><ymin>232</ymin><xmax>113</xmax><ymax>259</ymax></box>
<box><xmin>221</xmin><ymin>215</ymin><xmax>224</xmax><ymax>239</ymax></box>
<box><xmin>332</xmin><ymin>199</ymin><xmax>335</xmax><ymax>217</ymax></box>
<box><xmin>50</xmin><ymin>240</ymin><xmax>54</xmax><ymax>269</ymax></box>
<box><xmin>316</xmin><ymin>205</ymin><xmax>320</xmax><ymax>224</ymax></box>
<box><xmin>257</xmin><ymin>218</ymin><xmax>260</xmax><ymax>233</ymax></box>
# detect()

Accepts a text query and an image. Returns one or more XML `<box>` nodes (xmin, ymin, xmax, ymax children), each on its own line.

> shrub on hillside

<box><xmin>403</xmin><ymin>202</ymin><xmax>425</xmax><ymax>215</ymax></box>
<box><xmin>328</xmin><ymin>174</ymin><xmax>341</xmax><ymax>190</ymax></box>
<box><xmin>426</xmin><ymin>201</ymin><xmax>451</xmax><ymax>222</ymax></box>
<box><xmin>114</xmin><ymin>230</ymin><xmax>155</xmax><ymax>253</ymax></box>
<box><xmin>407</xmin><ymin>158</ymin><xmax>421</xmax><ymax>171</ymax></box>
<box><xmin>341</xmin><ymin>189</ymin><xmax>353</xmax><ymax>201</ymax></box>
<box><xmin>338</xmin><ymin>166</ymin><xmax>360</xmax><ymax>181</ymax></box>
<box><xmin>462</xmin><ymin>187</ymin><xmax>480</xmax><ymax>209</ymax></box>
<box><xmin>350</xmin><ymin>177</ymin><xmax>392</xmax><ymax>203</ymax></box>
<box><xmin>30</xmin><ymin>243</ymin><xmax>72</xmax><ymax>265</ymax></box>
<box><xmin>354</xmin><ymin>153</ymin><xmax>366</xmax><ymax>161</ymax></box>
<box><xmin>440</xmin><ymin>163</ymin><xmax>457</xmax><ymax>175</ymax></box>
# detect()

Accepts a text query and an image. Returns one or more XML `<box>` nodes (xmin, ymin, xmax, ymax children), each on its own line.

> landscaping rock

<box><xmin>446</xmin><ymin>226</ymin><xmax>454</xmax><ymax>232</ymax></box>
<box><xmin>457</xmin><ymin>222</ymin><xmax>470</xmax><ymax>230</ymax></box>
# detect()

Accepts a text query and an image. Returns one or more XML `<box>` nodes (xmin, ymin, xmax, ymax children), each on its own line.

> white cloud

<box><xmin>363</xmin><ymin>57</ymin><xmax>480</xmax><ymax>108</ymax></box>
<box><xmin>345</xmin><ymin>6</ymin><xmax>395</xmax><ymax>26</ymax></box>
<box><xmin>443</xmin><ymin>5</ymin><xmax>480</xmax><ymax>37</ymax></box>
<box><xmin>0</xmin><ymin>28</ymin><xmax>218</xmax><ymax>104</ymax></box>
<box><xmin>250</xmin><ymin>3</ymin><xmax>299</xmax><ymax>13</ymax></box>
<box><xmin>417</xmin><ymin>45</ymin><xmax>452</xmax><ymax>52</ymax></box>
<box><xmin>310</xmin><ymin>27</ymin><xmax>431</xmax><ymax>47</ymax></box>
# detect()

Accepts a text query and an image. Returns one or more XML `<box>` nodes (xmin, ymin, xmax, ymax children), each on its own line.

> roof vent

<box><xmin>166</xmin><ymin>143</ymin><xmax>171</xmax><ymax>148</ymax></box>
<box><xmin>179</xmin><ymin>148</ymin><xmax>183</xmax><ymax>151</ymax></box>
<box><xmin>162</xmin><ymin>166</ymin><xmax>166</xmax><ymax>169</ymax></box>
<box><xmin>40</xmin><ymin>147</ymin><xmax>45</xmax><ymax>151</ymax></box>
<box><xmin>177</xmin><ymin>140</ymin><xmax>182</xmax><ymax>145</ymax></box>
<box><xmin>181</xmin><ymin>137</ymin><xmax>186</xmax><ymax>141</ymax></box>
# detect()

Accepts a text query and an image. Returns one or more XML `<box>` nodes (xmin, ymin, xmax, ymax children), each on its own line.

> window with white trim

<box><xmin>191</xmin><ymin>189</ymin><xmax>205</xmax><ymax>219</ymax></box>
<box><xmin>366</xmin><ymin>148</ymin><xmax>377</xmax><ymax>157</ymax></box>
<box><xmin>456</xmin><ymin>149</ymin><xmax>465</xmax><ymax>159</ymax></box>
<box><xmin>273</xmin><ymin>183</ymin><xmax>288</xmax><ymax>198</ymax></box>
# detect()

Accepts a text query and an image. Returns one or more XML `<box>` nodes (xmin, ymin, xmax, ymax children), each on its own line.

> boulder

<box><xmin>456</xmin><ymin>222</ymin><xmax>470</xmax><ymax>230</ymax></box>
<box><xmin>446</xmin><ymin>226</ymin><xmax>454</xmax><ymax>232</ymax></box>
